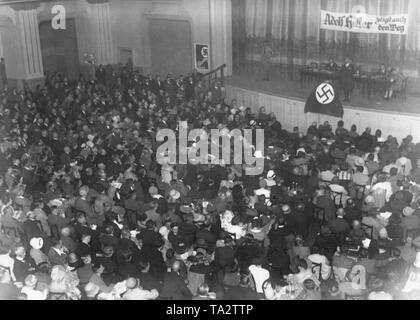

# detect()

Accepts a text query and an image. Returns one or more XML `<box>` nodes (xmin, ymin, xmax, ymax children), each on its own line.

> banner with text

<box><xmin>320</xmin><ymin>10</ymin><xmax>408</xmax><ymax>35</ymax></box>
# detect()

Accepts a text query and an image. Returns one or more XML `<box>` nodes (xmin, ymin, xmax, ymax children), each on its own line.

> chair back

<box><xmin>1</xmin><ymin>226</ymin><xmax>19</xmax><ymax>238</ymax></box>
<box><xmin>313</xmin><ymin>206</ymin><xmax>326</xmax><ymax>225</ymax></box>
<box><xmin>361</xmin><ymin>223</ymin><xmax>374</xmax><ymax>239</ymax></box>
<box><xmin>311</xmin><ymin>262</ymin><xmax>323</xmax><ymax>280</ymax></box>
<box><xmin>48</xmin><ymin>292</ymin><xmax>68</xmax><ymax>300</ymax></box>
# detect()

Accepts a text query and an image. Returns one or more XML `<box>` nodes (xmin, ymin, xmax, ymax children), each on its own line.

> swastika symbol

<box><xmin>316</xmin><ymin>83</ymin><xmax>335</xmax><ymax>105</ymax></box>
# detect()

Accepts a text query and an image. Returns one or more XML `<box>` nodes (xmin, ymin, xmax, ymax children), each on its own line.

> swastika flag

<box><xmin>304</xmin><ymin>81</ymin><xmax>344</xmax><ymax>118</ymax></box>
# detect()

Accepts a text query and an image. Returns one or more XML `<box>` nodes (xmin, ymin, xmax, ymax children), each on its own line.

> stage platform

<box><xmin>225</xmin><ymin>72</ymin><xmax>420</xmax><ymax>142</ymax></box>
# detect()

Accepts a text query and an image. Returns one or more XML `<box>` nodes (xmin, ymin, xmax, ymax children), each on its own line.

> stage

<box><xmin>225</xmin><ymin>71</ymin><xmax>420</xmax><ymax>142</ymax></box>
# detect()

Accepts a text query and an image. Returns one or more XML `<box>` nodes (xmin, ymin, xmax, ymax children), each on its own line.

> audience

<box><xmin>0</xmin><ymin>63</ymin><xmax>419</xmax><ymax>300</ymax></box>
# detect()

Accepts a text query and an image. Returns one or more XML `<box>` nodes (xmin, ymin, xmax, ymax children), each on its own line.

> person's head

<box><xmin>197</xmin><ymin>283</ymin><xmax>210</xmax><ymax>296</ymax></box>
<box><xmin>337</xmin><ymin>208</ymin><xmax>345</xmax><ymax>218</ymax></box>
<box><xmin>92</xmin><ymin>263</ymin><xmax>104</xmax><ymax>275</ymax></box>
<box><xmin>79</xmin><ymin>186</ymin><xmax>89</xmax><ymax>198</ymax></box>
<box><xmin>81</xmin><ymin>254</ymin><xmax>92</xmax><ymax>265</ymax></box>
<box><xmin>24</xmin><ymin>274</ymin><xmax>38</xmax><ymax>288</ymax></box>
<box><xmin>172</xmin><ymin>260</ymin><xmax>181</xmax><ymax>273</ymax></box>
<box><xmin>0</xmin><ymin>269</ymin><xmax>11</xmax><ymax>284</ymax></box>
<box><xmin>170</xmin><ymin>223</ymin><xmax>179</xmax><ymax>235</ymax></box>
<box><xmin>303</xmin><ymin>279</ymin><xmax>316</xmax><ymax>291</ymax></box>
<box><xmin>297</xmin><ymin>259</ymin><xmax>308</xmax><ymax>272</ymax></box>
<box><xmin>51</xmin><ymin>237</ymin><xmax>62</xmax><ymax>249</ymax></box>
<box><xmin>61</xmin><ymin>227</ymin><xmax>71</xmax><ymax>238</ymax></box>
<box><xmin>13</xmin><ymin>246</ymin><xmax>26</xmax><ymax>259</ymax></box>
<box><xmin>138</xmin><ymin>260</ymin><xmax>150</xmax><ymax>273</ymax></box>
<box><xmin>126</xmin><ymin>277</ymin><xmax>139</xmax><ymax>290</ymax></box>
<box><xmin>81</xmin><ymin>233</ymin><xmax>91</xmax><ymax>244</ymax></box>
<box><xmin>76</xmin><ymin>212</ymin><xmax>87</xmax><ymax>225</ymax></box>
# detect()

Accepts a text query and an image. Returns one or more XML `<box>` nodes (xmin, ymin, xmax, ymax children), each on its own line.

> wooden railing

<box><xmin>195</xmin><ymin>64</ymin><xmax>227</xmax><ymax>87</ymax></box>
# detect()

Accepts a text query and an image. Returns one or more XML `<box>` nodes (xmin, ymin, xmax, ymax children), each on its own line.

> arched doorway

<box><xmin>39</xmin><ymin>18</ymin><xmax>79</xmax><ymax>80</ymax></box>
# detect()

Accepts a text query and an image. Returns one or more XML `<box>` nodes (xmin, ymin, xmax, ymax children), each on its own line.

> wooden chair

<box><xmin>406</xmin><ymin>228</ymin><xmax>420</xmax><ymax>239</ymax></box>
<box><xmin>354</xmin><ymin>184</ymin><xmax>366</xmax><ymax>200</ymax></box>
<box><xmin>35</xmin><ymin>220</ymin><xmax>44</xmax><ymax>233</ymax></box>
<box><xmin>331</xmin><ymin>192</ymin><xmax>344</xmax><ymax>209</ymax></box>
<box><xmin>1</xmin><ymin>226</ymin><xmax>19</xmax><ymax>238</ymax></box>
<box><xmin>344</xmin><ymin>292</ymin><xmax>368</xmax><ymax>300</ymax></box>
<box><xmin>313</xmin><ymin>206</ymin><xmax>326</xmax><ymax>225</ymax></box>
<box><xmin>361</xmin><ymin>223</ymin><xmax>374</xmax><ymax>239</ymax></box>
<box><xmin>48</xmin><ymin>292</ymin><xmax>68</xmax><ymax>300</ymax></box>
<box><xmin>50</xmin><ymin>224</ymin><xmax>60</xmax><ymax>239</ymax></box>
<box><xmin>311</xmin><ymin>262</ymin><xmax>323</xmax><ymax>280</ymax></box>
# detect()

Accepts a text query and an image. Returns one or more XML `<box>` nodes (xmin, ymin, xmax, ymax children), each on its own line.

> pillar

<box><xmin>16</xmin><ymin>9</ymin><xmax>44</xmax><ymax>85</ymax></box>
<box><xmin>4</xmin><ymin>3</ymin><xmax>45</xmax><ymax>89</ymax></box>
<box><xmin>209</xmin><ymin>0</ymin><xmax>232</xmax><ymax>76</ymax></box>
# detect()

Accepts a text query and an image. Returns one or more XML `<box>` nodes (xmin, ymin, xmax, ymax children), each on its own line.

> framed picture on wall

<box><xmin>194</xmin><ymin>44</ymin><xmax>210</xmax><ymax>71</ymax></box>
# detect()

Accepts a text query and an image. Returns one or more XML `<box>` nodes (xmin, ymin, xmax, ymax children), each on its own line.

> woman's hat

<box><xmin>148</xmin><ymin>186</ymin><xmax>158</xmax><ymax>196</ymax></box>
<box><xmin>403</xmin><ymin>207</ymin><xmax>415</xmax><ymax>217</ymax></box>
<box><xmin>29</xmin><ymin>237</ymin><xmax>44</xmax><ymax>250</ymax></box>
<box><xmin>169</xmin><ymin>189</ymin><xmax>181</xmax><ymax>200</ymax></box>
<box><xmin>24</xmin><ymin>274</ymin><xmax>38</xmax><ymax>287</ymax></box>
<box><xmin>84</xmin><ymin>282</ymin><xmax>100</xmax><ymax>297</ymax></box>
<box><xmin>194</xmin><ymin>238</ymin><xmax>209</xmax><ymax>250</ymax></box>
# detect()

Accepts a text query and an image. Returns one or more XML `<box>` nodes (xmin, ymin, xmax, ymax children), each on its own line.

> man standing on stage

<box><xmin>261</xmin><ymin>40</ymin><xmax>273</xmax><ymax>81</ymax></box>
<box><xmin>340</xmin><ymin>58</ymin><xmax>356</xmax><ymax>102</ymax></box>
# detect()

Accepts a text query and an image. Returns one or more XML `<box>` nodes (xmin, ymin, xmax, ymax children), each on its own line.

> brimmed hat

<box><xmin>355</xmin><ymin>158</ymin><xmax>365</xmax><ymax>166</ymax></box>
<box><xmin>24</xmin><ymin>274</ymin><xmax>38</xmax><ymax>287</ymax></box>
<box><xmin>267</xmin><ymin>170</ymin><xmax>276</xmax><ymax>179</ymax></box>
<box><xmin>30</xmin><ymin>237</ymin><xmax>44</xmax><ymax>250</ymax></box>
<box><xmin>403</xmin><ymin>207</ymin><xmax>415</xmax><ymax>217</ymax></box>
<box><xmin>414</xmin><ymin>252</ymin><xmax>420</xmax><ymax>268</ymax></box>
<box><xmin>84</xmin><ymin>282</ymin><xmax>100</xmax><ymax>297</ymax></box>
<box><xmin>379</xmin><ymin>211</ymin><xmax>392</xmax><ymax>220</ymax></box>
<box><xmin>148</xmin><ymin>186</ymin><xmax>158</xmax><ymax>196</ymax></box>
<box><xmin>180</xmin><ymin>205</ymin><xmax>193</xmax><ymax>214</ymax></box>
<box><xmin>193</xmin><ymin>212</ymin><xmax>205</xmax><ymax>223</ymax></box>
<box><xmin>194</xmin><ymin>238</ymin><xmax>209</xmax><ymax>250</ymax></box>
<box><xmin>169</xmin><ymin>189</ymin><xmax>181</xmax><ymax>200</ymax></box>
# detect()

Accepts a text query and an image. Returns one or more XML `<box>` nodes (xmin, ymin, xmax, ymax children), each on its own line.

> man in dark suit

<box><xmin>95</xmin><ymin>65</ymin><xmax>107</xmax><ymax>86</ymax></box>
<box><xmin>160</xmin><ymin>260</ymin><xmax>193</xmax><ymax>300</ymax></box>
<box><xmin>224</xmin><ymin>274</ymin><xmax>260</xmax><ymax>300</ymax></box>
<box><xmin>329</xmin><ymin>208</ymin><xmax>350</xmax><ymax>235</ymax></box>
<box><xmin>340</xmin><ymin>58</ymin><xmax>356</xmax><ymax>102</ymax></box>
<box><xmin>117</xmin><ymin>249</ymin><xmax>141</xmax><ymax>280</ymax></box>
<box><xmin>184</xmin><ymin>75</ymin><xmax>195</xmax><ymax>101</ymax></box>
<box><xmin>13</xmin><ymin>246</ymin><xmax>33</xmax><ymax>283</ymax></box>
<box><xmin>325</xmin><ymin>58</ymin><xmax>339</xmax><ymax>72</ymax></box>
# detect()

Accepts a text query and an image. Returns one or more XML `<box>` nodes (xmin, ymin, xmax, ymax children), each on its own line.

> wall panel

<box><xmin>226</xmin><ymin>84</ymin><xmax>420</xmax><ymax>142</ymax></box>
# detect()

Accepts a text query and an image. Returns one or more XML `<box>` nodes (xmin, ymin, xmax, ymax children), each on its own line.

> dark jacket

<box><xmin>160</xmin><ymin>271</ymin><xmax>193</xmax><ymax>300</ymax></box>
<box><xmin>224</xmin><ymin>285</ymin><xmax>260</xmax><ymax>300</ymax></box>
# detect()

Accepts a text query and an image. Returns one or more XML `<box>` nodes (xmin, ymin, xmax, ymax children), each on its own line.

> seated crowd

<box><xmin>0</xmin><ymin>64</ymin><xmax>420</xmax><ymax>300</ymax></box>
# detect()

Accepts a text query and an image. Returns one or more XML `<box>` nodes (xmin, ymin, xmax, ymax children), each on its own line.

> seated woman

<box><xmin>384</xmin><ymin>68</ymin><xmax>404</xmax><ymax>100</ymax></box>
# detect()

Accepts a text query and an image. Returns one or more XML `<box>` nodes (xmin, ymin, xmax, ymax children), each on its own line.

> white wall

<box><xmin>226</xmin><ymin>84</ymin><xmax>420</xmax><ymax>143</ymax></box>
<box><xmin>109</xmin><ymin>0</ymin><xmax>232</xmax><ymax>74</ymax></box>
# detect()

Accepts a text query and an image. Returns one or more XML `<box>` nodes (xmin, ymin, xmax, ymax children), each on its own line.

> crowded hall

<box><xmin>1</xmin><ymin>0</ymin><xmax>420</xmax><ymax>302</ymax></box>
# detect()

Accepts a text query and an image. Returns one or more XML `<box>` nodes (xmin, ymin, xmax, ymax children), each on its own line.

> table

<box><xmin>300</xmin><ymin>69</ymin><xmax>389</xmax><ymax>99</ymax></box>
